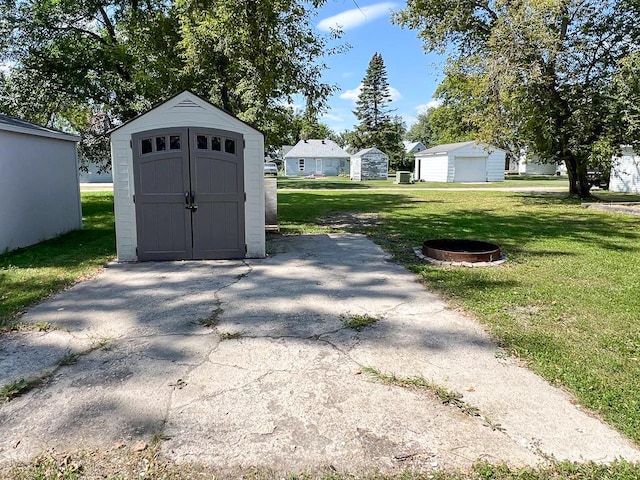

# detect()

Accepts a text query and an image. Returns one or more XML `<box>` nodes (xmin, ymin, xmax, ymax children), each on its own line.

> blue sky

<box><xmin>311</xmin><ymin>0</ymin><xmax>445</xmax><ymax>133</ymax></box>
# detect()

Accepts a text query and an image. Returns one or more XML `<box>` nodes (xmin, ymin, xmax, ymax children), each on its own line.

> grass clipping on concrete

<box><xmin>4</xmin><ymin>447</ymin><xmax>640</xmax><ymax>479</ymax></box>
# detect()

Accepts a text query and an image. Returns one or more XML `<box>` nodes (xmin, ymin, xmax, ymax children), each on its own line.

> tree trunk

<box><xmin>565</xmin><ymin>155</ymin><xmax>591</xmax><ymax>198</ymax></box>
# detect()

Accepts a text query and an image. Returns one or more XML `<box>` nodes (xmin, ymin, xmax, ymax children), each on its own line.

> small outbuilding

<box><xmin>350</xmin><ymin>148</ymin><xmax>389</xmax><ymax>181</ymax></box>
<box><xmin>283</xmin><ymin>139</ymin><xmax>349</xmax><ymax>177</ymax></box>
<box><xmin>110</xmin><ymin>91</ymin><xmax>265</xmax><ymax>262</ymax></box>
<box><xmin>414</xmin><ymin>141</ymin><xmax>505</xmax><ymax>183</ymax></box>
<box><xmin>610</xmin><ymin>147</ymin><xmax>640</xmax><ymax>194</ymax></box>
<box><xmin>0</xmin><ymin>114</ymin><xmax>82</xmax><ymax>252</ymax></box>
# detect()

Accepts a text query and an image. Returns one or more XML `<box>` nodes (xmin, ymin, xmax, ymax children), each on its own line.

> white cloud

<box><xmin>321</xmin><ymin>112</ymin><xmax>345</xmax><ymax>123</ymax></box>
<box><xmin>317</xmin><ymin>2</ymin><xmax>398</xmax><ymax>32</ymax></box>
<box><xmin>415</xmin><ymin>99</ymin><xmax>441</xmax><ymax>115</ymax></box>
<box><xmin>339</xmin><ymin>83</ymin><xmax>403</xmax><ymax>103</ymax></box>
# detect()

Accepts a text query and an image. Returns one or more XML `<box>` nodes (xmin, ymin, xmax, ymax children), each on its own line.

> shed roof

<box><xmin>284</xmin><ymin>139</ymin><xmax>349</xmax><ymax>159</ymax></box>
<box><xmin>0</xmin><ymin>114</ymin><xmax>80</xmax><ymax>142</ymax></box>
<box><xmin>352</xmin><ymin>147</ymin><xmax>385</xmax><ymax>157</ymax></box>
<box><xmin>109</xmin><ymin>90</ymin><xmax>262</xmax><ymax>135</ymax></box>
<box><xmin>417</xmin><ymin>141</ymin><xmax>507</xmax><ymax>156</ymax></box>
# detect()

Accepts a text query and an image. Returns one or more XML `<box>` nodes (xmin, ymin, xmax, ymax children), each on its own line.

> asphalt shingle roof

<box><xmin>284</xmin><ymin>139</ymin><xmax>349</xmax><ymax>158</ymax></box>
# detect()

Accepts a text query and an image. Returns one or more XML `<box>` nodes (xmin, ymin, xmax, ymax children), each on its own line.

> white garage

<box><xmin>414</xmin><ymin>141</ymin><xmax>506</xmax><ymax>183</ymax></box>
<box><xmin>0</xmin><ymin>114</ymin><xmax>82</xmax><ymax>252</ymax></box>
<box><xmin>110</xmin><ymin>91</ymin><xmax>265</xmax><ymax>262</ymax></box>
<box><xmin>610</xmin><ymin>147</ymin><xmax>640</xmax><ymax>194</ymax></box>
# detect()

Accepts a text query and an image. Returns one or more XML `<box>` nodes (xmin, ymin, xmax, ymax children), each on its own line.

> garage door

<box><xmin>454</xmin><ymin>157</ymin><xmax>487</xmax><ymax>182</ymax></box>
<box><xmin>132</xmin><ymin>127</ymin><xmax>245</xmax><ymax>261</ymax></box>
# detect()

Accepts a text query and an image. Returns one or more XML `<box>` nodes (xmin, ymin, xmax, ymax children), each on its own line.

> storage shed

<box><xmin>0</xmin><ymin>114</ymin><xmax>82</xmax><ymax>252</ymax></box>
<box><xmin>283</xmin><ymin>139</ymin><xmax>349</xmax><ymax>176</ymax></box>
<box><xmin>414</xmin><ymin>141</ymin><xmax>505</xmax><ymax>183</ymax></box>
<box><xmin>110</xmin><ymin>91</ymin><xmax>265</xmax><ymax>261</ymax></box>
<box><xmin>350</xmin><ymin>148</ymin><xmax>388</xmax><ymax>181</ymax></box>
<box><xmin>610</xmin><ymin>147</ymin><xmax>640</xmax><ymax>194</ymax></box>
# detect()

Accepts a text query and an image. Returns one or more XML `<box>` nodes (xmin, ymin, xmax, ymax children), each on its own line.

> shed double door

<box><xmin>132</xmin><ymin>127</ymin><xmax>245</xmax><ymax>261</ymax></box>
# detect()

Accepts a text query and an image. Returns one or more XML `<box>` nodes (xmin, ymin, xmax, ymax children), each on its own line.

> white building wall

<box><xmin>0</xmin><ymin>130</ymin><xmax>82</xmax><ymax>251</ymax></box>
<box><xmin>110</xmin><ymin>92</ymin><xmax>265</xmax><ymax>261</ymax></box>
<box><xmin>284</xmin><ymin>157</ymin><xmax>349</xmax><ymax>176</ymax></box>
<box><xmin>414</xmin><ymin>154</ymin><xmax>449</xmax><ymax>182</ymax></box>
<box><xmin>486</xmin><ymin>150</ymin><xmax>506</xmax><ymax>181</ymax></box>
<box><xmin>610</xmin><ymin>149</ymin><xmax>640</xmax><ymax>194</ymax></box>
<box><xmin>350</xmin><ymin>157</ymin><xmax>362</xmax><ymax>181</ymax></box>
<box><xmin>518</xmin><ymin>154</ymin><xmax>557</xmax><ymax>175</ymax></box>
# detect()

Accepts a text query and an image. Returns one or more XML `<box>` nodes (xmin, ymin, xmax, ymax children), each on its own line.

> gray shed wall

<box><xmin>0</xmin><ymin>130</ymin><xmax>82</xmax><ymax>251</ymax></box>
<box><xmin>351</xmin><ymin>152</ymin><xmax>388</xmax><ymax>181</ymax></box>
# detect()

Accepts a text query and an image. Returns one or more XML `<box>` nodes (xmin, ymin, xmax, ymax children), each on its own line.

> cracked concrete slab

<box><xmin>0</xmin><ymin>233</ymin><xmax>638</xmax><ymax>475</ymax></box>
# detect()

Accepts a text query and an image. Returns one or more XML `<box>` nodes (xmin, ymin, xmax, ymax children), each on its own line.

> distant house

<box><xmin>510</xmin><ymin>149</ymin><xmax>558</xmax><ymax>175</ymax></box>
<box><xmin>283</xmin><ymin>139</ymin><xmax>350</xmax><ymax>177</ymax></box>
<box><xmin>414</xmin><ymin>141</ymin><xmax>505</xmax><ymax>182</ymax></box>
<box><xmin>610</xmin><ymin>146</ymin><xmax>640</xmax><ymax>194</ymax></box>
<box><xmin>0</xmin><ymin>114</ymin><xmax>82</xmax><ymax>252</ymax></box>
<box><xmin>350</xmin><ymin>148</ymin><xmax>389</xmax><ymax>181</ymax></box>
<box><xmin>404</xmin><ymin>141</ymin><xmax>427</xmax><ymax>156</ymax></box>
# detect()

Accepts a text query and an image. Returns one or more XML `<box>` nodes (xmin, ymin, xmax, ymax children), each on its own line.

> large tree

<box><xmin>0</xmin><ymin>0</ymin><xmax>335</xmax><ymax>165</ymax></box>
<box><xmin>350</xmin><ymin>52</ymin><xmax>405</xmax><ymax>168</ymax></box>
<box><xmin>407</xmin><ymin>71</ymin><xmax>480</xmax><ymax>147</ymax></box>
<box><xmin>395</xmin><ymin>0</ymin><xmax>640</xmax><ymax>197</ymax></box>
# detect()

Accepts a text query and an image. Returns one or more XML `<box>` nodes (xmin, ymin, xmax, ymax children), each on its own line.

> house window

<box><xmin>298</xmin><ymin>159</ymin><xmax>305</xmax><ymax>171</ymax></box>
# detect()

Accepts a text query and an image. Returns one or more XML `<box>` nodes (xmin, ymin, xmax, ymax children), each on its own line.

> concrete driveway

<box><xmin>1</xmin><ymin>234</ymin><xmax>638</xmax><ymax>474</ymax></box>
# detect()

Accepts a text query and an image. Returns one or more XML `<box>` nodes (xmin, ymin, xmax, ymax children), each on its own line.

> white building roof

<box><xmin>417</xmin><ymin>141</ymin><xmax>507</xmax><ymax>156</ymax></box>
<box><xmin>284</xmin><ymin>139</ymin><xmax>349</xmax><ymax>159</ymax></box>
<box><xmin>352</xmin><ymin>147</ymin><xmax>385</xmax><ymax>157</ymax></box>
<box><xmin>403</xmin><ymin>141</ymin><xmax>426</xmax><ymax>154</ymax></box>
<box><xmin>0</xmin><ymin>114</ymin><xmax>80</xmax><ymax>142</ymax></box>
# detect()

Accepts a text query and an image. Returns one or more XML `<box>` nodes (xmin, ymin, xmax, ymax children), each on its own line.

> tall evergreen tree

<box><xmin>351</xmin><ymin>53</ymin><xmax>404</xmax><ymax>168</ymax></box>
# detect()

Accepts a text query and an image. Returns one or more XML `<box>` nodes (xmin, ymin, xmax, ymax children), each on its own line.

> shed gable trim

<box><xmin>109</xmin><ymin>90</ymin><xmax>262</xmax><ymax>135</ymax></box>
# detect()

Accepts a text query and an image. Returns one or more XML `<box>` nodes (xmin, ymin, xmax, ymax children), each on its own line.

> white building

<box><xmin>350</xmin><ymin>148</ymin><xmax>389</xmax><ymax>181</ymax></box>
<box><xmin>414</xmin><ymin>141</ymin><xmax>505</xmax><ymax>182</ymax></box>
<box><xmin>283</xmin><ymin>139</ymin><xmax>350</xmax><ymax>177</ymax></box>
<box><xmin>610</xmin><ymin>147</ymin><xmax>640</xmax><ymax>194</ymax></box>
<box><xmin>110</xmin><ymin>91</ymin><xmax>265</xmax><ymax>261</ymax></box>
<box><xmin>0</xmin><ymin>114</ymin><xmax>82</xmax><ymax>252</ymax></box>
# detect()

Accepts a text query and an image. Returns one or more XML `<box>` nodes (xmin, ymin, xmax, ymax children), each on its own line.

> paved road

<box><xmin>1</xmin><ymin>234</ymin><xmax>637</xmax><ymax>475</ymax></box>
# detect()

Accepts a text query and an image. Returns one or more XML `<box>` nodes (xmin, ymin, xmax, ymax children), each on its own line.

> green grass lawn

<box><xmin>3</xmin><ymin>187</ymin><xmax>640</xmax><ymax>478</ymax></box>
<box><xmin>278</xmin><ymin>188</ymin><xmax>640</xmax><ymax>445</ymax></box>
<box><xmin>0</xmin><ymin>192</ymin><xmax>115</xmax><ymax>328</ymax></box>
<box><xmin>277</xmin><ymin>175</ymin><xmax>570</xmax><ymax>190</ymax></box>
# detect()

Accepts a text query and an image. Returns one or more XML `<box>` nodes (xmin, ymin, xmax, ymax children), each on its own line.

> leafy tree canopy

<box><xmin>394</xmin><ymin>0</ymin><xmax>640</xmax><ymax>197</ymax></box>
<box><xmin>0</xmin><ymin>0</ymin><xmax>336</xmax><ymax>168</ymax></box>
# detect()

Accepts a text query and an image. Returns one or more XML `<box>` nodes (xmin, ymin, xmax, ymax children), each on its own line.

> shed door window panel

<box><xmin>194</xmin><ymin>134</ymin><xmax>236</xmax><ymax>154</ymax></box>
<box><xmin>141</xmin><ymin>135</ymin><xmax>183</xmax><ymax>154</ymax></box>
<box><xmin>298</xmin><ymin>159</ymin><xmax>305</xmax><ymax>171</ymax></box>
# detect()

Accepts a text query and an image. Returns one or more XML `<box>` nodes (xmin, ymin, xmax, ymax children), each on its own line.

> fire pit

<box><xmin>421</xmin><ymin>239</ymin><xmax>502</xmax><ymax>264</ymax></box>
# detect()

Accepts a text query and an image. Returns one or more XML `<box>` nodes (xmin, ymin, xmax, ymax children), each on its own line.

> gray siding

<box><xmin>0</xmin><ymin>130</ymin><xmax>82</xmax><ymax>252</ymax></box>
<box><xmin>350</xmin><ymin>152</ymin><xmax>388</xmax><ymax>181</ymax></box>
